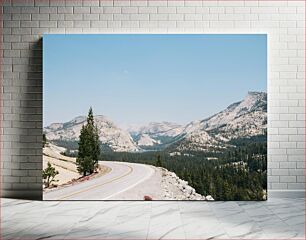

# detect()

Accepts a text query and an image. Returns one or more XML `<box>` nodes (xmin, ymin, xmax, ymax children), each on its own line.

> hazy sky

<box><xmin>43</xmin><ymin>34</ymin><xmax>267</xmax><ymax>127</ymax></box>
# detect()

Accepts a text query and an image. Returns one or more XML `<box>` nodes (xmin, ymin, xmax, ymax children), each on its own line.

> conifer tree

<box><xmin>76</xmin><ymin>107</ymin><xmax>101</xmax><ymax>176</ymax></box>
<box><xmin>42</xmin><ymin>134</ymin><xmax>47</xmax><ymax>147</ymax></box>
<box><xmin>43</xmin><ymin>162</ymin><xmax>59</xmax><ymax>188</ymax></box>
<box><xmin>156</xmin><ymin>154</ymin><xmax>162</xmax><ymax>167</ymax></box>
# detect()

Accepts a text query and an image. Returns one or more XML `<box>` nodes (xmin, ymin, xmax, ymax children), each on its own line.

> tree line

<box><xmin>101</xmin><ymin>142</ymin><xmax>267</xmax><ymax>200</ymax></box>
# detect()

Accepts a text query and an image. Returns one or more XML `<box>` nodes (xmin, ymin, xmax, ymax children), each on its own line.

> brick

<box><xmin>4</xmin><ymin>21</ymin><xmax>20</xmax><ymax>28</ymax></box>
<box><xmin>12</xmin><ymin>43</ymin><xmax>30</xmax><ymax>50</ymax></box>
<box><xmin>12</xmin><ymin>0</ymin><xmax>34</xmax><ymax>7</ymax></box>
<box><xmin>113</xmin><ymin>0</ymin><xmax>130</xmax><ymax>6</ymax></box>
<box><xmin>140</xmin><ymin>21</ymin><xmax>158</xmax><ymax>28</ymax></box>
<box><xmin>168</xmin><ymin>14</ymin><xmax>184</xmax><ymax>21</ymax></box>
<box><xmin>49</xmin><ymin>0</ymin><xmax>65</xmax><ymax>6</ymax></box>
<box><xmin>271</xmin><ymin>183</ymin><xmax>288</xmax><ymax>189</ymax></box>
<box><xmin>103</xmin><ymin>6</ymin><xmax>121</xmax><ymax>14</ymax></box>
<box><xmin>202</xmin><ymin>14</ymin><xmax>218</xmax><ymax>20</ymax></box>
<box><xmin>4</xmin><ymin>50</ymin><xmax>20</xmax><ymax>58</ymax></box>
<box><xmin>131</xmin><ymin>0</ymin><xmax>147</xmax><ymax>7</ymax></box>
<box><xmin>83</xmin><ymin>0</ymin><xmax>99</xmax><ymax>6</ymax></box>
<box><xmin>20</xmin><ymin>177</ymin><xmax>37</xmax><ymax>183</ymax></box>
<box><xmin>272</xmin><ymin>169</ymin><xmax>289</xmax><ymax>176</ymax></box>
<box><xmin>185</xmin><ymin>14</ymin><xmax>202</xmax><ymax>21</ymax></box>
<box><xmin>177</xmin><ymin>7</ymin><xmax>196</xmax><ymax>14</ymax></box>
<box><xmin>150</xmin><ymin>14</ymin><xmax>168</xmax><ymax>21</ymax></box>
<box><xmin>158</xmin><ymin>7</ymin><xmax>176</xmax><ymax>14</ymax></box>
<box><xmin>280</xmin><ymin>176</ymin><xmax>296</xmax><ymax>183</ymax></box>
<box><xmin>289</xmin><ymin>121</ymin><xmax>305</xmax><ymax>128</ymax></box>
<box><xmin>113</xmin><ymin>14</ymin><xmax>129</xmax><ymax>21</ymax></box>
<box><xmin>39</xmin><ymin>21</ymin><xmax>57</xmax><ymax>28</ymax></box>
<box><xmin>90</xmin><ymin>21</ymin><xmax>107</xmax><ymax>28</ymax></box>
<box><xmin>12</xmin><ymin>28</ymin><xmax>31</xmax><ymax>35</ymax></box>
<box><xmin>219</xmin><ymin>14</ymin><xmax>244</xmax><ymax>20</ymax></box>
<box><xmin>279</xmin><ymin>128</ymin><xmax>298</xmax><ymax>135</ymax></box>
<box><xmin>148</xmin><ymin>0</ymin><xmax>167</xmax><ymax>7</ymax></box>
<box><xmin>83</xmin><ymin>13</ymin><xmax>99</xmax><ymax>20</ymax></box>
<box><xmin>279</xmin><ymin>142</ymin><xmax>296</xmax><ymax>149</ymax></box>
<box><xmin>99</xmin><ymin>14</ymin><xmax>113</xmax><ymax>20</ymax></box>
<box><xmin>21</xmin><ymin>6</ymin><xmax>39</xmax><ymax>14</ymax></box>
<box><xmin>251</xmin><ymin>21</ymin><xmax>279</xmax><ymax>28</ymax></box>
<box><xmin>3</xmin><ymin>6</ymin><xmax>21</xmax><ymax>14</ymax></box>
<box><xmin>121</xmin><ymin>20</ymin><xmax>139</xmax><ymax>28</ymax></box>
<box><xmin>185</xmin><ymin>0</ymin><xmax>202</xmax><ymax>6</ymax></box>
<box><xmin>31</xmin><ymin>13</ymin><xmax>49</xmax><ymax>20</ymax></box>
<box><xmin>12</xmin><ymin>14</ymin><xmax>31</xmax><ymax>20</ymax></box>
<box><xmin>139</xmin><ymin>7</ymin><xmax>157</xmax><ymax>14</ymax></box>
<box><xmin>280</xmin><ymin>162</ymin><xmax>296</xmax><ymax>169</ymax></box>
<box><xmin>4</xmin><ymin>176</ymin><xmax>20</xmax><ymax>183</ymax></box>
<box><xmin>39</xmin><ymin>6</ymin><xmax>57</xmax><ymax>14</ymax></box>
<box><xmin>3</xmin><ymin>35</ymin><xmax>21</xmax><ymax>42</ymax></box>
<box><xmin>289</xmin><ymin>169</ymin><xmax>305</xmax><ymax>177</ymax></box>
<box><xmin>234</xmin><ymin>7</ymin><xmax>251</xmax><ymax>13</ymax></box>
<box><xmin>90</xmin><ymin>6</ymin><xmax>104</xmax><ymax>13</ymax></box>
<box><xmin>107</xmin><ymin>20</ymin><xmax>121</xmax><ymax>28</ymax></box>
<box><xmin>74</xmin><ymin>7</ymin><xmax>90</xmax><ymax>13</ymax></box>
<box><xmin>57</xmin><ymin>6</ymin><xmax>73</xmax><ymax>14</ymax></box>
<box><xmin>121</xmin><ymin>7</ymin><xmax>138</xmax><ymax>14</ymax></box>
<box><xmin>195</xmin><ymin>7</ymin><xmax>209</xmax><ymax>14</ymax></box>
<box><xmin>209</xmin><ymin>7</ymin><xmax>225</xmax><ymax>13</ymax></box>
<box><xmin>288</xmin><ymin>183</ymin><xmax>305</xmax><ymax>189</ymax></box>
<box><xmin>297</xmin><ymin>176</ymin><xmax>305</xmax><ymax>183</ymax></box>
<box><xmin>34</xmin><ymin>0</ymin><xmax>49</xmax><ymax>6</ymax></box>
<box><xmin>74</xmin><ymin>21</ymin><xmax>90</xmax><ymax>28</ymax></box>
<box><xmin>65</xmin><ymin>14</ymin><xmax>83</xmax><ymax>20</ymax></box>
<box><xmin>50</xmin><ymin>14</ymin><xmax>65</xmax><ymax>20</ymax></box>
<box><xmin>167</xmin><ymin>0</ymin><xmax>184</xmax><ymax>7</ymax></box>
<box><xmin>158</xmin><ymin>21</ymin><xmax>176</xmax><ymax>28</ymax></box>
<box><xmin>218</xmin><ymin>1</ymin><xmax>244</xmax><ymax>6</ymax></box>
<box><xmin>177</xmin><ymin>21</ymin><xmax>195</xmax><ymax>28</ymax></box>
<box><xmin>130</xmin><ymin>14</ymin><xmax>149</xmax><ymax>21</ymax></box>
<box><xmin>65</xmin><ymin>0</ymin><xmax>82</xmax><ymax>6</ymax></box>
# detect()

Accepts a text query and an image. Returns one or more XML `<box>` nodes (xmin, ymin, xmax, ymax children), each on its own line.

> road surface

<box><xmin>43</xmin><ymin>161</ymin><xmax>155</xmax><ymax>200</ymax></box>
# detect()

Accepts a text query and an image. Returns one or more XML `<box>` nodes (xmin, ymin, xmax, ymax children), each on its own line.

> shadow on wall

<box><xmin>4</xmin><ymin>38</ymin><xmax>43</xmax><ymax>200</ymax></box>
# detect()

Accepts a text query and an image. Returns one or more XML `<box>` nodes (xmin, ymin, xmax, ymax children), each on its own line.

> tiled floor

<box><xmin>2</xmin><ymin>198</ymin><xmax>305</xmax><ymax>239</ymax></box>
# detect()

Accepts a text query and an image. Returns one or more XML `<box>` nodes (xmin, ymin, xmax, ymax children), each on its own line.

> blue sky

<box><xmin>43</xmin><ymin>34</ymin><xmax>267</xmax><ymax>127</ymax></box>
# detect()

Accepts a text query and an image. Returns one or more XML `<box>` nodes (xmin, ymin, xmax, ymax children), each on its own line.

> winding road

<box><xmin>43</xmin><ymin>161</ymin><xmax>155</xmax><ymax>200</ymax></box>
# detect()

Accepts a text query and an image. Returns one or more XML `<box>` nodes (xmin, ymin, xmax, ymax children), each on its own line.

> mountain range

<box><xmin>44</xmin><ymin>91</ymin><xmax>267</xmax><ymax>153</ymax></box>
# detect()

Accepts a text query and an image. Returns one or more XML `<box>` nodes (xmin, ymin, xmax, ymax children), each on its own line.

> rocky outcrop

<box><xmin>158</xmin><ymin>167</ymin><xmax>213</xmax><ymax>200</ymax></box>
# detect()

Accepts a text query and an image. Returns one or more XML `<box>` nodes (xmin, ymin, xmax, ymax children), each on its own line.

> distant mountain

<box><xmin>45</xmin><ymin>91</ymin><xmax>267</xmax><ymax>153</ymax></box>
<box><xmin>136</xmin><ymin>134</ymin><xmax>161</xmax><ymax>146</ymax></box>
<box><xmin>128</xmin><ymin>121</ymin><xmax>184</xmax><ymax>148</ymax></box>
<box><xmin>174</xmin><ymin>92</ymin><xmax>267</xmax><ymax>152</ymax></box>
<box><xmin>44</xmin><ymin>115</ymin><xmax>139</xmax><ymax>152</ymax></box>
<box><xmin>128</xmin><ymin>121</ymin><xmax>184</xmax><ymax>137</ymax></box>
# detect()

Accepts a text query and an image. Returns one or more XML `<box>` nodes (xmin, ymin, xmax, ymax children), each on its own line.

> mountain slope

<box><xmin>136</xmin><ymin>134</ymin><xmax>161</xmax><ymax>146</ymax></box>
<box><xmin>174</xmin><ymin>92</ymin><xmax>267</xmax><ymax>152</ymax></box>
<box><xmin>128</xmin><ymin>121</ymin><xmax>184</xmax><ymax>149</ymax></box>
<box><xmin>44</xmin><ymin>115</ymin><xmax>139</xmax><ymax>152</ymax></box>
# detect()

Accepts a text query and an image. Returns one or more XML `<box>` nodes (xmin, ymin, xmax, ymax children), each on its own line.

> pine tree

<box><xmin>43</xmin><ymin>162</ymin><xmax>59</xmax><ymax>188</ymax></box>
<box><xmin>42</xmin><ymin>134</ymin><xmax>47</xmax><ymax>147</ymax></box>
<box><xmin>76</xmin><ymin>107</ymin><xmax>101</xmax><ymax>176</ymax></box>
<box><xmin>156</xmin><ymin>154</ymin><xmax>162</xmax><ymax>167</ymax></box>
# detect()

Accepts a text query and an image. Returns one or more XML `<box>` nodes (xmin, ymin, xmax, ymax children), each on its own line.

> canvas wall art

<box><xmin>43</xmin><ymin>34</ymin><xmax>267</xmax><ymax>200</ymax></box>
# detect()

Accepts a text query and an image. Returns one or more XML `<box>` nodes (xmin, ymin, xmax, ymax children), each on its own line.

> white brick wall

<box><xmin>1</xmin><ymin>0</ymin><xmax>305</xmax><ymax>199</ymax></box>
